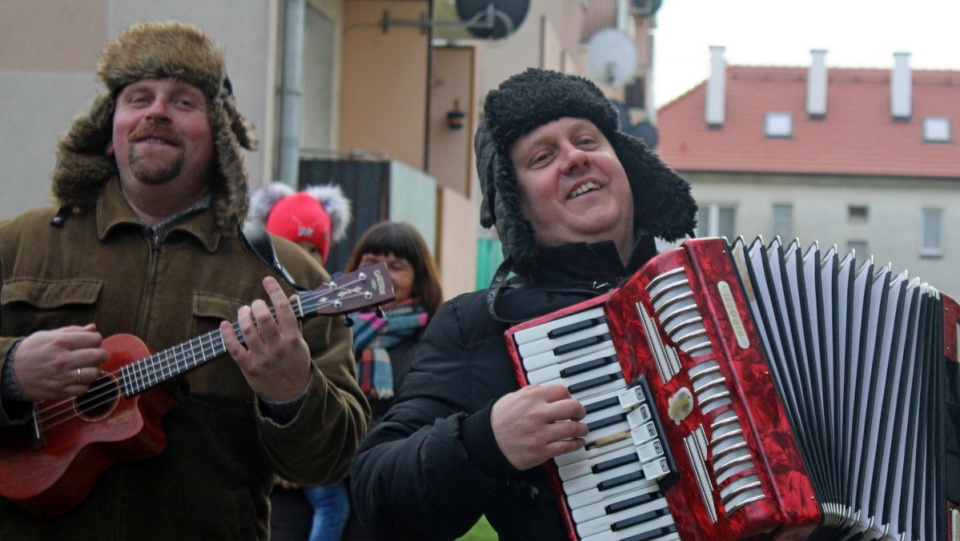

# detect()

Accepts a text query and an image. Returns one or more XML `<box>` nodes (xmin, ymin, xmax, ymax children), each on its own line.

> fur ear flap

<box><xmin>52</xmin><ymin>93</ymin><xmax>116</xmax><ymax>210</ymax></box>
<box><xmin>612</xmin><ymin>134</ymin><xmax>698</xmax><ymax>242</ymax></box>
<box><xmin>475</xmin><ymin>119</ymin><xmax>498</xmax><ymax>229</ymax></box>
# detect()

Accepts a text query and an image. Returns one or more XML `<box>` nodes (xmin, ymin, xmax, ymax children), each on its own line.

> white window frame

<box><xmin>921</xmin><ymin>207</ymin><xmax>944</xmax><ymax>258</ymax></box>
<box><xmin>847</xmin><ymin>240</ymin><xmax>869</xmax><ymax>259</ymax></box>
<box><xmin>765</xmin><ymin>112</ymin><xmax>793</xmax><ymax>138</ymax></box>
<box><xmin>923</xmin><ymin>117</ymin><xmax>951</xmax><ymax>143</ymax></box>
<box><xmin>772</xmin><ymin>203</ymin><xmax>793</xmax><ymax>240</ymax></box>
<box><xmin>697</xmin><ymin>203</ymin><xmax>737</xmax><ymax>240</ymax></box>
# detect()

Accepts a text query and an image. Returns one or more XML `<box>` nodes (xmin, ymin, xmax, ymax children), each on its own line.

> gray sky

<box><xmin>652</xmin><ymin>0</ymin><xmax>960</xmax><ymax>107</ymax></box>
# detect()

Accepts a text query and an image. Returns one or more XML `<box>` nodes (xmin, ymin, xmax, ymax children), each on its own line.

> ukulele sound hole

<box><xmin>75</xmin><ymin>374</ymin><xmax>120</xmax><ymax>420</ymax></box>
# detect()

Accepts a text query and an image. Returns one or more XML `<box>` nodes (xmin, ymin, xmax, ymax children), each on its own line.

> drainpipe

<box><xmin>279</xmin><ymin>0</ymin><xmax>305</xmax><ymax>187</ymax></box>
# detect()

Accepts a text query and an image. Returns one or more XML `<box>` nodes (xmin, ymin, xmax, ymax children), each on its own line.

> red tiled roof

<box><xmin>655</xmin><ymin>65</ymin><xmax>960</xmax><ymax>178</ymax></box>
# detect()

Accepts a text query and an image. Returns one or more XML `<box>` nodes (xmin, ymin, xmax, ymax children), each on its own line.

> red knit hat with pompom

<box><xmin>265</xmin><ymin>192</ymin><xmax>334</xmax><ymax>261</ymax></box>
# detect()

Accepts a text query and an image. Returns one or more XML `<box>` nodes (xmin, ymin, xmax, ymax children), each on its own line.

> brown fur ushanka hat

<box><xmin>475</xmin><ymin>68</ymin><xmax>697</xmax><ymax>275</ymax></box>
<box><xmin>51</xmin><ymin>20</ymin><xmax>257</xmax><ymax>232</ymax></box>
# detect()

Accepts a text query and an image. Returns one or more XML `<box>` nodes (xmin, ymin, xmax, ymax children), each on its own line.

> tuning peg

<box><xmin>375</xmin><ymin>307</ymin><xmax>385</xmax><ymax>319</ymax></box>
<box><xmin>343</xmin><ymin>316</ymin><xmax>354</xmax><ymax>327</ymax></box>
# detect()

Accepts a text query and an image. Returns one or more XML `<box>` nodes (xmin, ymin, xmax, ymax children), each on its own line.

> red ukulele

<box><xmin>0</xmin><ymin>264</ymin><xmax>394</xmax><ymax>517</ymax></box>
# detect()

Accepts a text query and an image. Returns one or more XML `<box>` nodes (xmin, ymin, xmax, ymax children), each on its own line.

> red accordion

<box><xmin>506</xmin><ymin>237</ymin><xmax>960</xmax><ymax>541</ymax></box>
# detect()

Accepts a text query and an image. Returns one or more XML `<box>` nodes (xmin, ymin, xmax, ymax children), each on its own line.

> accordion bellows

<box><xmin>506</xmin><ymin>236</ymin><xmax>960</xmax><ymax>541</ymax></box>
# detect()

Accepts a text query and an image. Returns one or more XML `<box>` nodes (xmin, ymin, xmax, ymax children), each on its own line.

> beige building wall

<box><xmin>429</xmin><ymin>46</ymin><xmax>476</xmax><ymax>297</ymax></box>
<box><xmin>0</xmin><ymin>0</ymin><xmax>280</xmax><ymax>220</ymax></box>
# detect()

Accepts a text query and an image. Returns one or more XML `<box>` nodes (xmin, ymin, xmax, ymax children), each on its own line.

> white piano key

<box><xmin>521</xmin><ymin>337</ymin><xmax>612</xmax><ymax>372</ymax></box>
<box><xmin>555</xmin><ymin>432</ymin><xmax>633</xmax><ymax>468</ymax></box>
<box><xmin>543</xmin><ymin>361</ymin><xmax>625</xmax><ymax>400</ymax></box>
<box><xmin>527</xmin><ymin>346</ymin><xmax>618</xmax><ymax>384</ymax></box>
<box><xmin>581</xmin><ymin>513</ymin><xmax>678</xmax><ymax>541</ymax></box>
<box><xmin>561</xmin><ymin>429</ymin><xmax>667</xmax><ymax>484</ymax></box>
<box><xmin>566</xmin><ymin>476</ymin><xmax>659</xmax><ymax>511</ymax></box>
<box><xmin>576</xmin><ymin>491</ymin><xmax>671</xmax><ymax>538</ymax></box>
<box><xmin>560</xmin><ymin>445</ymin><xmax>640</xmax><ymax>482</ymax></box>
<box><xmin>517</xmin><ymin>320</ymin><xmax>611</xmax><ymax>358</ymax></box>
<box><xmin>572</xmin><ymin>483</ymin><xmax>663</xmax><ymax>524</ymax></box>
<box><xmin>563</xmin><ymin>455</ymin><xmax>651</xmax><ymax>497</ymax></box>
<box><xmin>512</xmin><ymin>307</ymin><xmax>606</xmax><ymax>346</ymax></box>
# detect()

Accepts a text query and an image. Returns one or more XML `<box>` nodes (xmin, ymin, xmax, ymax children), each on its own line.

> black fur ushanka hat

<box><xmin>475</xmin><ymin>68</ymin><xmax>697</xmax><ymax>276</ymax></box>
<box><xmin>51</xmin><ymin>20</ymin><xmax>257</xmax><ymax>233</ymax></box>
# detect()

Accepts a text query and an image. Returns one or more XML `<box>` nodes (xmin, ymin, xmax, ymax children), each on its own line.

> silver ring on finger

<box><xmin>76</xmin><ymin>367</ymin><xmax>82</xmax><ymax>386</ymax></box>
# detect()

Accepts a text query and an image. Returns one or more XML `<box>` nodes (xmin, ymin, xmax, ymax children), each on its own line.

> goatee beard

<box><xmin>128</xmin><ymin>147</ymin><xmax>185</xmax><ymax>184</ymax></box>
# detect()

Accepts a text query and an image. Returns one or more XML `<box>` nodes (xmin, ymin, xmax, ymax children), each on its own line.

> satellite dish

<box><xmin>631</xmin><ymin>0</ymin><xmax>663</xmax><ymax>17</ymax></box>
<box><xmin>455</xmin><ymin>0</ymin><xmax>530</xmax><ymax>40</ymax></box>
<box><xmin>586</xmin><ymin>29</ymin><xmax>638</xmax><ymax>86</ymax></box>
<box><xmin>612</xmin><ymin>99</ymin><xmax>659</xmax><ymax>149</ymax></box>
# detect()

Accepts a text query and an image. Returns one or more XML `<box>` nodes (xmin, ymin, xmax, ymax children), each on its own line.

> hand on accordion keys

<box><xmin>491</xmin><ymin>384</ymin><xmax>589</xmax><ymax>470</ymax></box>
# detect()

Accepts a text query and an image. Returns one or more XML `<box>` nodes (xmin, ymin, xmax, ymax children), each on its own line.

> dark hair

<box><xmin>344</xmin><ymin>221</ymin><xmax>443</xmax><ymax>317</ymax></box>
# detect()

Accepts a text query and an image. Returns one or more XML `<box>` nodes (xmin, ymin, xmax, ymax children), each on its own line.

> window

<box><xmin>921</xmin><ymin>207</ymin><xmax>944</xmax><ymax>257</ymax></box>
<box><xmin>923</xmin><ymin>117</ymin><xmax>951</xmax><ymax>143</ymax></box>
<box><xmin>697</xmin><ymin>204</ymin><xmax>737</xmax><ymax>240</ymax></box>
<box><xmin>765</xmin><ymin>112</ymin><xmax>793</xmax><ymax>138</ymax></box>
<box><xmin>848</xmin><ymin>205</ymin><xmax>869</xmax><ymax>223</ymax></box>
<box><xmin>847</xmin><ymin>240</ymin><xmax>869</xmax><ymax>259</ymax></box>
<box><xmin>772</xmin><ymin>204</ymin><xmax>793</xmax><ymax>240</ymax></box>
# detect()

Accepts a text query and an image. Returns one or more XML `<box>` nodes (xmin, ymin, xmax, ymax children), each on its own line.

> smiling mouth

<box><xmin>137</xmin><ymin>136</ymin><xmax>175</xmax><ymax>145</ymax></box>
<box><xmin>568</xmin><ymin>182</ymin><xmax>601</xmax><ymax>199</ymax></box>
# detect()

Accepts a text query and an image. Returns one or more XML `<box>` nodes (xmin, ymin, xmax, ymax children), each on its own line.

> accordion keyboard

<box><xmin>511</xmin><ymin>306</ymin><xmax>680</xmax><ymax>541</ymax></box>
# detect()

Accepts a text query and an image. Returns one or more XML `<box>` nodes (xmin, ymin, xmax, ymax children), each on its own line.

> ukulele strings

<box><xmin>35</xmin><ymin>273</ymin><xmax>376</xmax><ymax>430</ymax></box>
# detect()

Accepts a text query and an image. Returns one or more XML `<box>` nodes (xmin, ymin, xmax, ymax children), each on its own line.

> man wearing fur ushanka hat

<box><xmin>350</xmin><ymin>68</ymin><xmax>696</xmax><ymax>540</ymax></box>
<box><xmin>0</xmin><ymin>21</ymin><xmax>368</xmax><ymax>540</ymax></box>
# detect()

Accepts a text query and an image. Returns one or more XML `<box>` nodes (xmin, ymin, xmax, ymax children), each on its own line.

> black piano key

<box><xmin>547</xmin><ymin>316</ymin><xmax>607</xmax><ymax>339</ymax></box>
<box><xmin>597</xmin><ymin>470</ymin><xmax>645</xmax><ymax>491</ymax></box>
<box><xmin>592</xmin><ymin>452</ymin><xmax>639</xmax><ymax>474</ymax></box>
<box><xmin>584</xmin><ymin>396</ymin><xmax>621</xmax><ymax>415</ymax></box>
<box><xmin>555</xmin><ymin>333</ymin><xmax>612</xmax><ymax>355</ymax></box>
<box><xmin>606</xmin><ymin>491</ymin><xmax>662</xmax><ymax>514</ymax></box>
<box><xmin>622</xmin><ymin>524</ymin><xmax>677</xmax><ymax>541</ymax></box>
<box><xmin>560</xmin><ymin>355</ymin><xmax>618</xmax><ymax>378</ymax></box>
<box><xmin>611</xmin><ymin>508</ymin><xmax>668</xmax><ymax>531</ymax></box>
<box><xmin>568</xmin><ymin>372</ymin><xmax>621</xmax><ymax>395</ymax></box>
<box><xmin>587</xmin><ymin>412</ymin><xmax>627</xmax><ymax>432</ymax></box>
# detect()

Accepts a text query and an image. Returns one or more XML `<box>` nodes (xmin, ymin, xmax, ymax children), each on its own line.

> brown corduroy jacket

<box><xmin>0</xmin><ymin>180</ymin><xmax>369</xmax><ymax>540</ymax></box>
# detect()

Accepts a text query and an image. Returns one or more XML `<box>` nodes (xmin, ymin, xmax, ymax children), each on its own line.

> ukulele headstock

<box><xmin>299</xmin><ymin>262</ymin><xmax>395</xmax><ymax>317</ymax></box>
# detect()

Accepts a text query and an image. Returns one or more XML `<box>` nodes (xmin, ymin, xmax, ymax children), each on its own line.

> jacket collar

<box><xmin>96</xmin><ymin>179</ymin><xmax>223</xmax><ymax>253</ymax></box>
<box><xmin>522</xmin><ymin>234</ymin><xmax>658</xmax><ymax>287</ymax></box>
<box><xmin>485</xmin><ymin>234</ymin><xmax>660</xmax><ymax>324</ymax></box>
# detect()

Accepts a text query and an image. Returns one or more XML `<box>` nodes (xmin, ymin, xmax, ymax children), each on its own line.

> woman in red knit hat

<box><xmin>250</xmin><ymin>181</ymin><xmax>354</xmax><ymax>541</ymax></box>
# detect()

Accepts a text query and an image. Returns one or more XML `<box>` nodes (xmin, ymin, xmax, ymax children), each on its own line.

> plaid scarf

<box><xmin>351</xmin><ymin>299</ymin><xmax>429</xmax><ymax>399</ymax></box>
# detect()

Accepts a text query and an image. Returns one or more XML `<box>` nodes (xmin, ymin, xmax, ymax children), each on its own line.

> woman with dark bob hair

<box><xmin>345</xmin><ymin>221</ymin><xmax>443</xmax><ymax>320</ymax></box>
<box><xmin>339</xmin><ymin>221</ymin><xmax>443</xmax><ymax>540</ymax></box>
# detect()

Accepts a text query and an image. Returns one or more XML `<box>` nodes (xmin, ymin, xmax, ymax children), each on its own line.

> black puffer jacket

<box><xmin>350</xmin><ymin>237</ymin><xmax>657</xmax><ymax>540</ymax></box>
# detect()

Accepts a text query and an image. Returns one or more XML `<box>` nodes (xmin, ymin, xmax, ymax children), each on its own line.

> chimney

<box><xmin>807</xmin><ymin>49</ymin><xmax>828</xmax><ymax>117</ymax></box>
<box><xmin>891</xmin><ymin>52</ymin><xmax>912</xmax><ymax>120</ymax></box>
<box><xmin>705</xmin><ymin>46</ymin><xmax>726</xmax><ymax>127</ymax></box>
